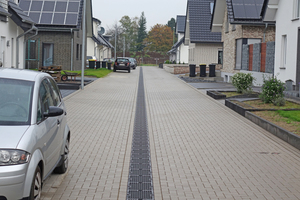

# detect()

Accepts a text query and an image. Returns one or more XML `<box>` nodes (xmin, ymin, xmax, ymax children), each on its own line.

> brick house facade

<box><xmin>221</xmin><ymin>8</ymin><xmax>275</xmax><ymax>75</ymax></box>
<box><xmin>25</xmin><ymin>29</ymin><xmax>84</xmax><ymax>71</ymax></box>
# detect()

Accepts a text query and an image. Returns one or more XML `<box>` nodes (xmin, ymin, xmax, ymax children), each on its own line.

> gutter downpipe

<box><xmin>16</xmin><ymin>24</ymin><xmax>37</xmax><ymax>69</ymax></box>
<box><xmin>263</xmin><ymin>23</ymin><xmax>268</xmax><ymax>43</ymax></box>
<box><xmin>24</xmin><ymin>28</ymin><xmax>38</xmax><ymax>69</ymax></box>
<box><xmin>71</xmin><ymin>28</ymin><xmax>74</xmax><ymax>71</ymax></box>
<box><xmin>81</xmin><ymin>0</ymin><xmax>86</xmax><ymax>90</ymax></box>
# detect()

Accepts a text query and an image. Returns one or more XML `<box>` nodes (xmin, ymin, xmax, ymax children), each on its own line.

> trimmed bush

<box><xmin>231</xmin><ymin>73</ymin><xmax>255</xmax><ymax>93</ymax></box>
<box><xmin>259</xmin><ymin>76</ymin><xmax>285</xmax><ymax>105</ymax></box>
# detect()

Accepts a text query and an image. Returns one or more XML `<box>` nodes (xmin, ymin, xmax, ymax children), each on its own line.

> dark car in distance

<box><xmin>114</xmin><ymin>57</ymin><xmax>131</xmax><ymax>73</ymax></box>
<box><xmin>127</xmin><ymin>57</ymin><xmax>137</xmax><ymax>70</ymax></box>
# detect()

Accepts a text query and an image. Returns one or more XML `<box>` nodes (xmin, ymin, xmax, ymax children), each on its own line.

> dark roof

<box><xmin>187</xmin><ymin>0</ymin><xmax>221</xmax><ymax>43</ymax></box>
<box><xmin>176</xmin><ymin>15</ymin><xmax>186</xmax><ymax>33</ymax></box>
<box><xmin>92</xmin><ymin>34</ymin><xmax>114</xmax><ymax>49</ymax></box>
<box><xmin>0</xmin><ymin>5</ymin><xmax>11</xmax><ymax>17</ymax></box>
<box><xmin>8</xmin><ymin>0</ymin><xmax>35</xmax><ymax>30</ymax></box>
<box><xmin>227</xmin><ymin>0</ymin><xmax>266</xmax><ymax>24</ymax></box>
<box><xmin>19</xmin><ymin>0</ymin><xmax>83</xmax><ymax>29</ymax></box>
<box><xmin>168</xmin><ymin>37</ymin><xmax>184</xmax><ymax>54</ymax></box>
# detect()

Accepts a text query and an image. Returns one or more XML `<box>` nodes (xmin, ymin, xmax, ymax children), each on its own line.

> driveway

<box><xmin>42</xmin><ymin>67</ymin><xmax>300</xmax><ymax>200</ymax></box>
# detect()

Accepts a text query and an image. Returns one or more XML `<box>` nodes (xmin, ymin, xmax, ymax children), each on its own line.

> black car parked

<box><xmin>113</xmin><ymin>57</ymin><xmax>131</xmax><ymax>73</ymax></box>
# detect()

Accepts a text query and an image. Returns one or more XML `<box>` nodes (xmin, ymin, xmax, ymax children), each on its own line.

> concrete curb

<box><xmin>245</xmin><ymin>111</ymin><xmax>300</xmax><ymax>151</ymax></box>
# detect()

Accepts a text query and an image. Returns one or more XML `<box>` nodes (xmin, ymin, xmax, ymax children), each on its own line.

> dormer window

<box><xmin>210</xmin><ymin>2</ymin><xmax>214</xmax><ymax>15</ymax></box>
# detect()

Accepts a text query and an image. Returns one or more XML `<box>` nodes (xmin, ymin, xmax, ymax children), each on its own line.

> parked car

<box><xmin>103</xmin><ymin>58</ymin><xmax>114</xmax><ymax>63</ymax></box>
<box><xmin>0</xmin><ymin>68</ymin><xmax>70</xmax><ymax>200</ymax></box>
<box><xmin>127</xmin><ymin>57</ymin><xmax>137</xmax><ymax>69</ymax></box>
<box><xmin>86</xmin><ymin>56</ymin><xmax>97</xmax><ymax>65</ymax></box>
<box><xmin>113</xmin><ymin>57</ymin><xmax>131</xmax><ymax>73</ymax></box>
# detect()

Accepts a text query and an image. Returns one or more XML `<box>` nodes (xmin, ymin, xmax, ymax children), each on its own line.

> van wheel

<box><xmin>29</xmin><ymin>166</ymin><xmax>42</xmax><ymax>200</ymax></box>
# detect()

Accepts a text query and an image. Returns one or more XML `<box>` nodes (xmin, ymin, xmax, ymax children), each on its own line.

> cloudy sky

<box><xmin>92</xmin><ymin>0</ymin><xmax>187</xmax><ymax>32</ymax></box>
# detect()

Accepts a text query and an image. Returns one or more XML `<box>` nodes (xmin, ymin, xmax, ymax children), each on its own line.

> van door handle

<box><xmin>57</xmin><ymin>119</ymin><xmax>61</xmax><ymax>125</ymax></box>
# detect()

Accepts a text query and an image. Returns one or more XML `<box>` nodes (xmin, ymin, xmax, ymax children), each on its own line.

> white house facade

<box><xmin>0</xmin><ymin>0</ymin><xmax>36</xmax><ymax>69</ymax></box>
<box><xmin>264</xmin><ymin>0</ymin><xmax>300</xmax><ymax>90</ymax></box>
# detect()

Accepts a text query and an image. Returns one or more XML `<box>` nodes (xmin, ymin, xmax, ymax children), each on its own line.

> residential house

<box><xmin>168</xmin><ymin>15</ymin><xmax>188</xmax><ymax>64</ymax></box>
<box><xmin>0</xmin><ymin>0</ymin><xmax>36</xmax><ymax>69</ymax></box>
<box><xmin>19</xmin><ymin>0</ymin><xmax>93</xmax><ymax>71</ymax></box>
<box><xmin>184</xmin><ymin>0</ymin><xmax>222</xmax><ymax>67</ymax></box>
<box><xmin>263</xmin><ymin>0</ymin><xmax>300</xmax><ymax>91</ymax></box>
<box><xmin>87</xmin><ymin>18</ymin><xmax>113</xmax><ymax>62</ymax></box>
<box><xmin>211</xmin><ymin>0</ymin><xmax>275</xmax><ymax>85</ymax></box>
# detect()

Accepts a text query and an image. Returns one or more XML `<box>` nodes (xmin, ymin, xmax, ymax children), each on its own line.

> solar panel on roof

<box><xmin>19</xmin><ymin>1</ymin><xmax>31</xmax><ymax>11</ymax></box>
<box><xmin>67</xmin><ymin>2</ymin><xmax>79</xmax><ymax>12</ymax></box>
<box><xmin>53</xmin><ymin>12</ymin><xmax>65</xmax><ymax>24</ymax></box>
<box><xmin>66</xmin><ymin>13</ymin><xmax>77</xmax><ymax>24</ymax></box>
<box><xmin>43</xmin><ymin>1</ymin><xmax>55</xmax><ymax>12</ymax></box>
<box><xmin>19</xmin><ymin>0</ymin><xmax>80</xmax><ymax>26</ymax></box>
<box><xmin>245</xmin><ymin>5</ymin><xmax>259</xmax><ymax>18</ymax></box>
<box><xmin>40</xmin><ymin>12</ymin><xmax>52</xmax><ymax>23</ymax></box>
<box><xmin>29</xmin><ymin>12</ymin><xmax>40</xmax><ymax>23</ymax></box>
<box><xmin>55</xmin><ymin>1</ymin><xmax>67</xmax><ymax>12</ymax></box>
<box><xmin>232</xmin><ymin>0</ymin><xmax>244</xmax><ymax>4</ymax></box>
<box><xmin>233</xmin><ymin>4</ymin><xmax>246</xmax><ymax>18</ymax></box>
<box><xmin>30</xmin><ymin>1</ymin><xmax>43</xmax><ymax>11</ymax></box>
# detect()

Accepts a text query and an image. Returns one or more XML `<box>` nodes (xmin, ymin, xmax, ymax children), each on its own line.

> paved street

<box><xmin>42</xmin><ymin>67</ymin><xmax>300</xmax><ymax>200</ymax></box>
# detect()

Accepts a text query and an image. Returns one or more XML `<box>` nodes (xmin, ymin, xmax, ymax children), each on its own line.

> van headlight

<box><xmin>0</xmin><ymin>150</ymin><xmax>30</xmax><ymax>165</ymax></box>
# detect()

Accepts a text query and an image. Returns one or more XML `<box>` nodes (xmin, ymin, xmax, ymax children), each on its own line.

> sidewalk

<box><xmin>42</xmin><ymin>66</ymin><xmax>300</xmax><ymax>200</ymax></box>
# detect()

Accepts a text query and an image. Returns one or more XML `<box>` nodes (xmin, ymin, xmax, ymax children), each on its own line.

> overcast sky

<box><xmin>92</xmin><ymin>0</ymin><xmax>187</xmax><ymax>32</ymax></box>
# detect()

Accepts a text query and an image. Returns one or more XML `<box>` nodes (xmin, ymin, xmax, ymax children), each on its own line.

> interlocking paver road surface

<box><xmin>42</xmin><ymin>67</ymin><xmax>300</xmax><ymax>200</ymax></box>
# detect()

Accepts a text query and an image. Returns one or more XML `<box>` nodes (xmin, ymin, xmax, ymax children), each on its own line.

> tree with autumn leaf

<box><xmin>144</xmin><ymin>24</ymin><xmax>173</xmax><ymax>54</ymax></box>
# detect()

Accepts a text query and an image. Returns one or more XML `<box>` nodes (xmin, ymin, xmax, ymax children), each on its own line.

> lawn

<box><xmin>62</xmin><ymin>68</ymin><xmax>112</xmax><ymax>78</ymax></box>
<box><xmin>234</xmin><ymin>99</ymin><xmax>300</xmax><ymax>135</ymax></box>
<box><xmin>252</xmin><ymin>110</ymin><xmax>300</xmax><ymax>135</ymax></box>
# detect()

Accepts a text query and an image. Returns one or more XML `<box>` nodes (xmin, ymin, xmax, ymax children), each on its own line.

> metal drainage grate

<box><xmin>127</xmin><ymin>67</ymin><xmax>154</xmax><ymax>200</ymax></box>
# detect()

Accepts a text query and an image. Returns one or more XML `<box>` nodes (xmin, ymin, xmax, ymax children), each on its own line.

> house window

<box><xmin>27</xmin><ymin>40</ymin><xmax>36</xmax><ymax>59</ymax></box>
<box><xmin>235</xmin><ymin>38</ymin><xmax>261</xmax><ymax>69</ymax></box>
<box><xmin>42</xmin><ymin>43</ymin><xmax>53</xmax><ymax>67</ymax></box>
<box><xmin>80</xmin><ymin>44</ymin><xmax>82</xmax><ymax>60</ymax></box>
<box><xmin>210</xmin><ymin>2</ymin><xmax>214</xmax><ymax>15</ymax></box>
<box><xmin>218</xmin><ymin>49</ymin><xmax>223</xmax><ymax>64</ymax></box>
<box><xmin>281</xmin><ymin>35</ymin><xmax>287</xmax><ymax>68</ymax></box>
<box><xmin>225</xmin><ymin>14</ymin><xmax>229</xmax><ymax>33</ymax></box>
<box><xmin>294</xmin><ymin>0</ymin><xmax>300</xmax><ymax>19</ymax></box>
<box><xmin>76</xmin><ymin>44</ymin><xmax>79</xmax><ymax>60</ymax></box>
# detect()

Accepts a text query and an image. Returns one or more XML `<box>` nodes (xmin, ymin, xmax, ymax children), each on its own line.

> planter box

<box><xmin>206</xmin><ymin>91</ymin><xmax>226</xmax><ymax>99</ymax></box>
<box><xmin>245</xmin><ymin>112</ymin><xmax>300</xmax><ymax>151</ymax></box>
<box><xmin>207</xmin><ymin>90</ymin><xmax>259</xmax><ymax>100</ymax></box>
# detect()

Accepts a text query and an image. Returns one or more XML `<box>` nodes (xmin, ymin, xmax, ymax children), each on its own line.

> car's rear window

<box><xmin>117</xmin><ymin>58</ymin><xmax>129</xmax><ymax>62</ymax></box>
<box><xmin>0</xmin><ymin>78</ymin><xmax>34</xmax><ymax>125</ymax></box>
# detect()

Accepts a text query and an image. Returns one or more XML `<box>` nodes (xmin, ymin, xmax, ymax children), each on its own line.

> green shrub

<box><xmin>273</xmin><ymin>97</ymin><xmax>286</xmax><ymax>106</ymax></box>
<box><xmin>259</xmin><ymin>76</ymin><xmax>285</xmax><ymax>105</ymax></box>
<box><xmin>165</xmin><ymin>60</ymin><xmax>170</xmax><ymax>64</ymax></box>
<box><xmin>231</xmin><ymin>73</ymin><xmax>255</xmax><ymax>93</ymax></box>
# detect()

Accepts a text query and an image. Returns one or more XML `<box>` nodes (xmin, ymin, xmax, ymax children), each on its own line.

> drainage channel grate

<box><xmin>127</xmin><ymin>67</ymin><xmax>154</xmax><ymax>200</ymax></box>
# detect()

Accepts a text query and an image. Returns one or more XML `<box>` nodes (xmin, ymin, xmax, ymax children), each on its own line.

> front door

<box><xmin>43</xmin><ymin>43</ymin><xmax>54</xmax><ymax>66</ymax></box>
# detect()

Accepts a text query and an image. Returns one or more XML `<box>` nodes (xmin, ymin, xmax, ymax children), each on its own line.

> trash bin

<box><xmin>107</xmin><ymin>62</ymin><xmax>112</xmax><ymax>70</ymax></box>
<box><xmin>285</xmin><ymin>80</ymin><xmax>293</xmax><ymax>91</ymax></box>
<box><xmin>200</xmin><ymin>64</ymin><xmax>206</xmax><ymax>77</ymax></box>
<box><xmin>189</xmin><ymin>64</ymin><xmax>196</xmax><ymax>77</ymax></box>
<box><xmin>96</xmin><ymin>61</ymin><xmax>101</xmax><ymax>69</ymax></box>
<box><xmin>102</xmin><ymin>61</ymin><xmax>107</xmax><ymax>68</ymax></box>
<box><xmin>209</xmin><ymin>64</ymin><xmax>216</xmax><ymax>77</ymax></box>
<box><xmin>89</xmin><ymin>60</ymin><xmax>95</xmax><ymax>69</ymax></box>
<box><xmin>159</xmin><ymin>63</ymin><xmax>163</xmax><ymax>69</ymax></box>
